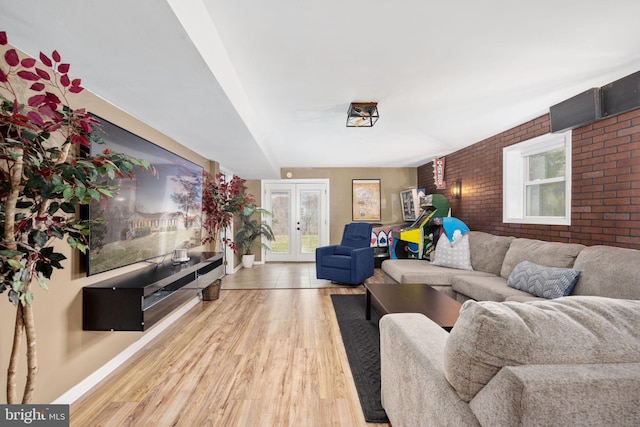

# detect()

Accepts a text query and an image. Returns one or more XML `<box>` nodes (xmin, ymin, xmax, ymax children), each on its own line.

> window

<box><xmin>503</xmin><ymin>131</ymin><xmax>571</xmax><ymax>225</ymax></box>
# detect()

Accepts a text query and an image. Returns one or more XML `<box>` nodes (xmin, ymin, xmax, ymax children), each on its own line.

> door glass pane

<box><xmin>526</xmin><ymin>181</ymin><xmax>565</xmax><ymax>216</ymax></box>
<box><xmin>270</xmin><ymin>191</ymin><xmax>290</xmax><ymax>253</ymax></box>
<box><xmin>299</xmin><ymin>190</ymin><xmax>320</xmax><ymax>254</ymax></box>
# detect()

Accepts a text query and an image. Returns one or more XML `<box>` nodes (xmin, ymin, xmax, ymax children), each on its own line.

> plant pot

<box><xmin>202</xmin><ymin>279</ymin><xmax>222</xmax><ymax>301</ymax></box>
<box><xmin>242</xmin><ymin>254</ymin><xmax>255</xmax><ymax>268</ymax></box>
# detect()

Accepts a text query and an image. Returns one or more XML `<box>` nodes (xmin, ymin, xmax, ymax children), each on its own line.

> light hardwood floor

<box><xmin>221</xmin><ymin>262</ymin><xmax>350</xmax><ymax>289</ymax></box>
<box><xmin>70</xmin><ymin>264</ymin><xmax>389</xmax><ymax>427</ymax></box>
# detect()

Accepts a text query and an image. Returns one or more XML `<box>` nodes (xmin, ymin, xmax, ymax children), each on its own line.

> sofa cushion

<box><xmin>443</xmin><ymin>296</ymin><xmax>640</xmax><ymax>402</ymax></box>
<box><xmin>572</xmin><ymin>245</ymin><xmax>640</xmax><ymax>299</ymax></box>
<box><xmin>432</xmin><ymin>233</ymin><xmax>472</xmax><ymax>270</ymax></box>
<box><xmin>451</xmin><ymin>275</ymin><xmax>536</xmax><ymax>302</ymax></box>
<box><xmin>503</xmin><ymin>294</ymin><xmax>545</xmax><ymax>302</ymax></box>
<box><xmin>499</xmin><ymin>238</ymin><xmax>585</xmax><ymax>279</ymax></box>
<box><xmin>321</xmin><ymin>254</ymin><xmax>350</xmax><ymax>269</ymax></box>
<box><xmin>467</xmin><ymin>232</ymin><xmax>515</xmax><ymax>275</ymax></box>
<box><xmin>381</xmin><ymin>259</ymin><xmax>493</xmax><ymax>285</ymax></box>
<box><xmin>507</xmin><ymin>260</ymin><xmax>580</xmax><ymax>299</ymax></box>
<box><xmin>470</xmin><ymin>363</ymin><xmax>640</xmax><ymax>427</ymax></box>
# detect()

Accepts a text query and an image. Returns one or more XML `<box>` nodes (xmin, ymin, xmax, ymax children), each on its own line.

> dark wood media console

<box><xmin>83</xmin><ymin>252</ymin><xmax>224</xmax><ymax>331</ymax></box>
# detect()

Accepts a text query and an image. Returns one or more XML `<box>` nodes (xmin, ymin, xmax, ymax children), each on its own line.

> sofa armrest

<box><xmin>315</xmin><ymin>245</ymin><xmax>338</xmax><ymax>258</ymax></box>
<box><xmin>380</xmin><ymin>313</ymin><xmax>480</xmax><ymax>427</ymax></box>
<box><xmin>349</xmin><ymin>246</ymin><xmax>374</xmax><ymax>283</ymax></box>
<box><xmin>470</xmin><ymin>363</ymin><xmax>640</xmax><ymax>427</ymax></box>
<box><xmin>350</xmin><ymin>246</ymin><xmax>374</xmax><ymax>267</ymax></box>
<box><xmin>350</xmin><ymin>246</ymin><xmax>373</xmax><ymax>257</ymax></box>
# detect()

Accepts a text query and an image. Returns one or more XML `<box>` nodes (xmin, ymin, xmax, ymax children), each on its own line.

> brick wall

<box><xmin>417</xmin><ymin>108</ymin><xmax>640</xmax><ymax>249</ymax></box>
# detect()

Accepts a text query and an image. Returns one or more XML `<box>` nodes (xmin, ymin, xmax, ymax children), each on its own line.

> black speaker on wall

<box><xmin>601</xmin><ymin>70</ymin><xmax>640</xmax><ymax>117</ymax></box>
<box><xmin>550</xmin><ymin>87</ymin><xmax>601</xmax><ymax>133</ymax></box>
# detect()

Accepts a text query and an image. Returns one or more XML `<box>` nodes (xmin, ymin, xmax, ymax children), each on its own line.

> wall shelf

<box><xmin>82</xmin><ymin>252</ymin><xmax>224</xmax><ymax>331</ymax></box>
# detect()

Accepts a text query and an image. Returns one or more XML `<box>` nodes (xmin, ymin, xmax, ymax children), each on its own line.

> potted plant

<box><xmin>201</xmin><ymin>172</ymin><xmax>251</xmax><ymax>252</ymax></box>
<box><xmin>200</xmin><ymin>172</ymin><xmax>251</xmax><ymax>299</ymax></box>
<box><xmin>0</xmin><ymin>32</ymin><xmax>152</xmax><ymax>403</ymax></box>
<box><xmin>235</xmin><ymin>204</ymin><xmax>275</xmax><ymax>268</ymax></box>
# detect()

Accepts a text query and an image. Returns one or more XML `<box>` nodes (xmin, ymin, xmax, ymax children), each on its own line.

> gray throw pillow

<box><xmin>431</xmin><ymin>233</ymin><xmax>472</xmax><ymax>270</ymax></box>
<box><xmin>507</xmin><ymin>260</ymin><xmax>580</xmax><ymax>298</ymax></box>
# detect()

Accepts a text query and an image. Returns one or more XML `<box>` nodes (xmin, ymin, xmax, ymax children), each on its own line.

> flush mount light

<box><xmin>346</xmin><ymin>102</ymin><xmax>379</xmax><ymax>127</ymax></box>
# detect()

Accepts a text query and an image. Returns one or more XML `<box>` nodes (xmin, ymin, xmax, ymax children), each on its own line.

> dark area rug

<box><xmin>331</xmin><ymin>294</ymin><xmax>389</xmax><ymax>424</ymax></box>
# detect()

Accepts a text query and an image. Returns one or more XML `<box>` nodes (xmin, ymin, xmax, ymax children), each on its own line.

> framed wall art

<box><xmin>352</xmin><ymin>179</ymin><xmax>381</xmax><ymax>221</ymax></box>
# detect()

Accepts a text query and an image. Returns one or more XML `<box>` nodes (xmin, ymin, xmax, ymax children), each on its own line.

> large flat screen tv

<box><xmin>84</xmin><ymin>115</ymin><xmax>203</xmax><ymax>276</ymax></box>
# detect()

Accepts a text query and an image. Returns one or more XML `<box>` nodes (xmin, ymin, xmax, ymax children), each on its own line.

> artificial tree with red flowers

<box><xmin>0</xmin><ymin>32</ymin><xmax>152</xmax><ymax>403</ymax></box>
<box><xmin>201</xmin><ymin>172</ymin><xmax>253</xmax><ymax>252</ymax></box>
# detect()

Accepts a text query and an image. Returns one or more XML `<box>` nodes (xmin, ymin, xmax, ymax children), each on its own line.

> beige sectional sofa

<box><xmin>379</xmin><ymin>231</ymin><xmax>640</xmax><ymax>426</ymax></box>
<box><xmin>381</xmin><ymin>298</ymin><xmax>640</xmax><ymax>426</ymax></box>
<box><xmin>381</xmin><ymin>231</ymin><xmax>640</xmax><ymax>302</ymax></box>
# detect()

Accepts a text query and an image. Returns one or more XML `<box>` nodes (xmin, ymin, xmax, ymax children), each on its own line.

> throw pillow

<box><xmin>443</xmin><ymin>297</ymin><xmax>640</xmax><ymax>402</ymax></box>
<box><xmin>431</xmin><ymin>233</ymin><xmax>472</xmax><ymax>270</ymax></box>
<box><xmin>507</xmin><ymin>260</ymin><xmax>580</xmax><ymax>298</ymax></box>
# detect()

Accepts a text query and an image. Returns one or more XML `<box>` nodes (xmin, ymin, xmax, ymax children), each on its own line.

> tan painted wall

<box><xmin>232</xmin><ymin>179</ymin><xmax>262</xmax><ymax>264</ymax></box>
<box><xmin>0</xmin><ymin>76</ymin><xmax>213</xmax><ymax>404</ymax></box>
<box><xmin>278</xmin><ymin>168</ymin><xmax>417</xmax><ymax>244</ymax></box>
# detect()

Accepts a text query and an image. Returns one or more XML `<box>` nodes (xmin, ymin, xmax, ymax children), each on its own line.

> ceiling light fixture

<box><xmin>346</xmin><ymin>102</ymin><xmax>379</xmax><ymax>127</ymax></box>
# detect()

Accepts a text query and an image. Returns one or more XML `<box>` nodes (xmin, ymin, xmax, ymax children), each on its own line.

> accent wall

<box><xmin>418</xmin><ymin>108</ymin><xmax>640</xmax><ymax>250</ymax></box>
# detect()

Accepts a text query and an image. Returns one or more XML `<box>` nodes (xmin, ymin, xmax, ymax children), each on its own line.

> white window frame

<box><xmin>503</xmin><ymin>131</ymin><xmax>572</xmax><ymax>225</ymax></box>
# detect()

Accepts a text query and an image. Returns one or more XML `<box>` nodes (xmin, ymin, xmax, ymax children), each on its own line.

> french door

<box><xmin>263</xmin><ymin>179</ymin><xmax>329</xmax><ymax>262</ymax></box>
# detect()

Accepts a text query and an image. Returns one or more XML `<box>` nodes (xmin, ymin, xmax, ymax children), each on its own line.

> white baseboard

<box><xmin>52</xmin><ymin>296</ymin><xmax>201</xmax><ymax>405</ymax></box>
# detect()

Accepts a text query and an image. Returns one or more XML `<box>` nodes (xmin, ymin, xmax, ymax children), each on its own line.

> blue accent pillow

<box><xmin>507</xmin><ymin>260</ymin><xmax>580</xmax><ymax>299</ymax></box>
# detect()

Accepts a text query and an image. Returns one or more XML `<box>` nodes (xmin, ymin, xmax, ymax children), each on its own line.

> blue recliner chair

<box><xmin>316</xmin><ymin>223</ymin><xmax>374</xmax><ymax>285</ymax></box>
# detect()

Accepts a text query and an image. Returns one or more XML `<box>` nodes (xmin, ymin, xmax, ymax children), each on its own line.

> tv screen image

<box><xmin>85</xmin><ymin>116</ymin><xmax>204</xmax><ymax>276</ymax></box>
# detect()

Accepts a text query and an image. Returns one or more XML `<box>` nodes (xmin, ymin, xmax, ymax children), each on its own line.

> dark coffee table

<box><xmin>364</xmin><ymin>283</ymin><xmax>463</xmax><ymax>331</ymax></box>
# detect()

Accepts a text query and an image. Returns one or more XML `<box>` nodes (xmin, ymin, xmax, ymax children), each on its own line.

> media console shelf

<box><xmin>83</xmin><ymin>252</ymin><xmax>223</xmax><ymax>331</ymax></box>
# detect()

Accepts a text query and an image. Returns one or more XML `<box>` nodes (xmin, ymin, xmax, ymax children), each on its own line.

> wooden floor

<box><xmin>221</xmin><ymin>262</ymin><xmax>351</xmax><ymax>289</ymax></box>
<box><xmin>70</xmin><ymin>264</ymin><xmax>389</xmax><ymax>427</ymax></box>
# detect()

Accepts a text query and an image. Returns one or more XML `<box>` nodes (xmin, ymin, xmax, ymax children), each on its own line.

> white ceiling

<box><xmin>2</xmin><ymin>1</ymin><xmax>640</xmax><ymax>179</ymax></box>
